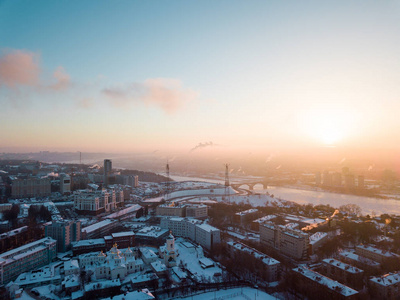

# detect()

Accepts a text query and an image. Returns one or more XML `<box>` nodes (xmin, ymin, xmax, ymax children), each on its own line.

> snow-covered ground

<box><xmin>175</xmin><ymin>239</ymin><xmax>222</xmax><ymax>282</ymax></box>
<box><xmin>167</xmin><ymin>187</ymin><xmax>236</xmax><ymax>199</ymax></box>
<box><xmin>178</xmin><ymin>287</ymin><xmax>275</xmax><ymax>300</ymax></box>
<box><xmin>227</xmin><ymin>194</ymin><xmax>291</xmax><ymax>208</ymax></box>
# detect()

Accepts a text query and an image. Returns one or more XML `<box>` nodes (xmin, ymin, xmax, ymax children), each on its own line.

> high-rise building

<box><xmin>45</xmin><ymin>220</ymin><xmax>81</xmax><ymax>252</ymax></box>
<box><xmin>104</xmin><ymin>159</ymin><xmax>112</xmax><ymax>186</ymax></box>
<box><xmin>60</xmin><ymin>174</ymin><xmax>71</xmax><ymax>194</ymax></box>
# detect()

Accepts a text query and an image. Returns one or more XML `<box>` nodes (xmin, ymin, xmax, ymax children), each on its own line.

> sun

<box><xmin>301</xmin><ymin>107</ymin><xmax>357</xmax><ymax>146</ymax></box>
<box><xmin>317</xmin><ymin>120</ymin><xmax>343</xmax><ymax>145</ymax></box>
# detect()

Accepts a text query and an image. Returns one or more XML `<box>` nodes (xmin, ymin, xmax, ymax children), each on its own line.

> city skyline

<box><xmin>1</xmin><ymin>1</ymin><xmax>400</xmax><ymax>155</ymax></box>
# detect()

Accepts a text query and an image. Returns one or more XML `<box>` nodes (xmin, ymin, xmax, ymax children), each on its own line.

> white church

<box><xmin>79</xmin><ymin>244</ymin><xmax>144</xmax><ymax>280</ymax></box>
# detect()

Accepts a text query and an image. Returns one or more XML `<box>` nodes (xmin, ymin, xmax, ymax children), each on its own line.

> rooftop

<box><xmin>82</xmin><ymin>219</ymin><xmax>116</xmax><ymax>233</ymax></box>
<box><xmin>322</xmin><ymin>258</ymin><xmax>363</xmax><ymax>274</ymax></box>
<box><xmin>370</xmin><ymin>273</ymin><xmax>400</xmax><ymax>286</ymax></box>
<box><xmin>293</xmin><ymin>266</ymin><xmax>358</xmax><ymax>297</ymax></box>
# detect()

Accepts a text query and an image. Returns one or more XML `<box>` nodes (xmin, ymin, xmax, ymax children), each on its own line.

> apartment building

<box><xmin>160</xmin><ymin>217</ymin><xmax>220</xmax><ymax>250</ymax></box>
<box><xmin>292</xmin><ymin>266</ymin><xmax>358</xmax><ymax>300</ymax></box>
<box><xmin>260</xmin><ymin>222</ymin><xmax>309</xmax><ymax>260</ymax></box>
<box><xmin>0</xmin><ymin>237</ymin><xmax>57</xmax><ymax>284</ymax></box>
<box><xmin>355</xmin><ymin>244</ymin><xmax>400</xmax><ymax>263</ymax></box>
<box><xmin>11</xmin><ymin>176</ymin><xmax>51</xmax><ymax>198</ymax></box>
<box><xmin>322</xmin><ymin>258</ymin><xmax>364</xmax><ymax>290</ymax></box>
<box><xmin>369</xmin><ymin>273</ymin><xmax>400</xmax><ymax>300</ymax></box>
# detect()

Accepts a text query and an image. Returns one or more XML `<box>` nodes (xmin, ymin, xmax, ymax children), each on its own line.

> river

<box><xmin>171</xmin><ymin>175</ymin><xmax>400</xmax><ymax>216</ymax></box>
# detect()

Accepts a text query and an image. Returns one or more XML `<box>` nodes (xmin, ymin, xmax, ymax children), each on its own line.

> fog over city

<box><xmin>1</xmin><ymin>1</ymin><xmax>400</xmax><ymax>300</ymax></box>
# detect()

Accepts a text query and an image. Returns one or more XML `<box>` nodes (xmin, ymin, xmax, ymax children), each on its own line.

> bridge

<box><xmin>231</xmin><ymin>180</ymin><xmax>269</xmax><ymax>191</ymax></box>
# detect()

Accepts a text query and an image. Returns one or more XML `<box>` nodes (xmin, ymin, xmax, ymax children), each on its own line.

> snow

<box><xmin>102</xmin><ymin>290</ymin><xmax>155</xmax><ymax>300</ymax></box>
<box><xmin>167</xmin><ymin>187</ymin><xmax>236</xmax><ymax>199</ymax></box>
<box><xmin>179</xmin><ymin>287</ymin><xmax>275</xmax><ymax>300</ymax></box>
<box><xmin>322</xmin><ymin>258</ymin><xmax>363</xmax><ymax>274</ymax></box>
<box><xmin>293</xmin><ymin>266</ymin><xmax>358</xmax><ymax>296</ymax></box>
<box><xmin>370</xmin><ymin>273</ymin><xmax>400</xmax><ymax>286</ymax></box>
<box><xmin>309</xmin><ymin>232</ymin><xmax>328</xmax><ymax>245</ymax></box>
<box><xmin>356</xmin><ymin>244</ymin><xmax>400</xmax><ymax>258</ymax></box>
<box><xmin>175</xmin><ymin>239</ymin><xmax>222</xmax><ymax>282</ymax></box>
<box><xmin>82</xmin><ymin>219</ymin><xmax>116</xmax><ymax>233</ymax></box>
<box><xmin>227</xmin><ymin>194</ymin><xmax>290</xmax><ymax>208</ymax></box>
<box><xmin>105</xmin><ymin>205</ymin><xmax>141</xmax><ymax>219</ymax></box>
<box><xmin>339</xmin><ymin>251</ymin><xmax>380</xmax><ymax>267</ymax></box>
<box><xmin>227</xmin><ymin>241</ymin><xmax>280</xmax><ymax>266</ymax></box>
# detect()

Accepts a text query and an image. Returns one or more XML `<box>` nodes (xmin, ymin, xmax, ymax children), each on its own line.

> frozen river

<box><xmin>257</xmin><ymin>186</ymin><xmax>400</xmax><ymax>216</ymax></box>
<box><xmin>171</xmin><ymin>175</ymin><xmax>400</xmax><ymax>216</ymax></box>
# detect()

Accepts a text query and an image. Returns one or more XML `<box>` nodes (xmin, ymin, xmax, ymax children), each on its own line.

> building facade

<box><xmin>0</xmin><ymin>237</ymin><xmax>57</xmax><ymax>284</ymax></box>
<box><xmin>322</xmin><ymin>258</ymin><xmax>364</xmax><ymax>290</ymax></box>
<box><xmin>45</xmin><ymin>220</ymin><xmax>81</xmax><ymax>252</ymax></box>
<box><xmin>11</xmin><ymin>177</ymin><xmax>51</xmax><ymax>198</ymax></box>
<box><xmin>160</xmin><ymin>217</ymin><xmax>221</xmax><ymax>250</ymax></box>
<box><xmin>260</xmin><ymin>222</ymin><xmax>309</xmax><ymax>260</ymax></box>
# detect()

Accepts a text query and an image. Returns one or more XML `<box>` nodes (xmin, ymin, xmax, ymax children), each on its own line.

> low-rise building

<box><xmin>156</xmin><ymin>203</ymin><xmax>186</xmax><ymax>217</ymax></box>
<box><xmin>369</xmin><ymin>273</ymin><xmax>400</xmax><ymax>300</ymax></box>
<box><xmin>135</xmin><ymin>226</ymin><xmax>169</xmax><ymax>247</ymax></box>
<box><xmin>355</xmin><ymin>244</ymin><xmax>400</xmax><ymax>264</ymax></box>
<box><xmin>339</xmin><ymin>251</ymin><xmax>380</xmax><ymax>272</ymax></box>
<box><xmin>251</xmin><ymin>215</ymin><xmax>276</xmax><ymax>231</ymax></box>
<box><xmin>195</xmin><ymin>223</ymin><xmax>221</xmax><ymax>250</ymax></box>
<box><xmin>160</xmin><ymin>217</ymin><xmax>221</xmax><ymax>250</ymax></box>
<box><xmin>72</xmin><ymin>238</ymin><xmax>106</xmax><ymax>256</ymax></box>
<box><xmin>309</xmin><ymin>232</ymin><xmax>328</xmax><ymax>254</ymax></box>
<box><xmin>105</xmin><ymin>205</ymin><xmax>142</xmax><ymax>221</ymax></box>
<box><xmin>160</xmin><ymin>217</ymin><xmax>201</xmax><ymax>241</ymax></box>
<box><xmin>227</xmin><ymin>241</ymin><xmax>280</xmax><ymax>281</ymax></box>
<box><xmin>322</xmin><ymin>258</ymin><xmax>364</xmax><ymax>290</ymax></box>
<box><xmin>234</xmin><ymin>209</ymin><xmax>258</xmax><ymax>225</ymax></box>
<box><xmin>81</xmin><ymin>219</ymin><xmax>117</xmax><ymax>240</ymax></box>
<box><xmin>292</xmin><ymin>266</ymin><xmax>359</xmax><ymax>300</ymax></box>
<box><xmin>185</xmin><ymin>204</ymin><xmax>208</xmax><ymax>219</ymax></box>
<box><xmin>11</xmin><ymin>176</ymin><xmax>51</xmax><ymax>198</ymax></box>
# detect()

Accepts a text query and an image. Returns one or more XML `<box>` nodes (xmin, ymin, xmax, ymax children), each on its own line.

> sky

<box><xmin>1</xmin><ymin>0</ymin><xmax>400</xmax><ymax>156</ymax></box>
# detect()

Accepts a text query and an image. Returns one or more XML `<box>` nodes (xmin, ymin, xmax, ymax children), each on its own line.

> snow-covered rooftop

<box><xmin>82</xmin><ymin>219</ymin><xmax>116</xmax><ymax>233</ymax></box>
<box><xmin>227</xmin><ymin>241</ymin><xmax>280</xmax><ymax>266</ymax></box>
<box><xmin>309</xmin><ymin>232</ymin><xmax>328</xmax><ymax>245</ymax></box>
<box><xmin>322</xmin><ymin>258</ymin><xmax>363</xmax><ymax>274</ymax></box>
<box><xmin>370</xmin><ymin>273</ymin><xmax>400</xmax><ymax>286</ymax></box>
<box><xmin>356</xmin><ymin>244</ymin><xmax>400</xmax><ymax>258</ymax></box>
<box><xmin>293</xmin><ymin>266</ymin><xmax>358</xmax><ymax>297</ymax></box>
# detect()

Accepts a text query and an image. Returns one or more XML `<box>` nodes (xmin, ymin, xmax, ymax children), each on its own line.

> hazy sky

<box><xmin>1</xmin><ymin>1</ymin><xmax>399</xmax><ymax>154</ymax></box>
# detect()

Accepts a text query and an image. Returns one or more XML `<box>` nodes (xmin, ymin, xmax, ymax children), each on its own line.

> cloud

<box><xmin>0</xmin><ymin>49</ymin><xmax>71</xmax><ymax>97</ymax></box>
<box><xmin>190</xmin><ymin>141</ymin><xmax>217</xmax><ymax>152</ymax></box>
<box><xmin>50</xmin><ymin>66</ymin><xmax>70</xmax><ymax>90</ymax></box>
<box><xmin>102</xmin><ymin>78</ymin><xmax>199</xmax><ymax>113</ymax></box>
<box><xmin>0</xmin><ymin>49</ymin><xmax>40</xmax><ymax>88</ymax></box>
<box><xmin>77</xmin><ymin>98</ymin><xmax>94</xmax><ymax>108</ymax></box>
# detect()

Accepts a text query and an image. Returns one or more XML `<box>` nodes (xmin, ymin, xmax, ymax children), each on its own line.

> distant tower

<box><xmin>165</xmin><ymin>162</ymin><xmax>170</xmax><ymax>200</ymax></box>
<box><xmin>224</xmin><ymin>163</ymin><xmax>230</xmax><ymax>201</ymax></box>
<box><xmin>225</xmin><ymin>163</ymin><xmax>230</xmax><ymax>187</ymax></box>
<box><xmin>104</xmin><ymin>159</ymin><xmax>112</xmax><ymax>187</ymax></box>
<box><xmin>79</xmin><ymin>151</ymin><xmax>82</xmax><ymax>165</ymax></box>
